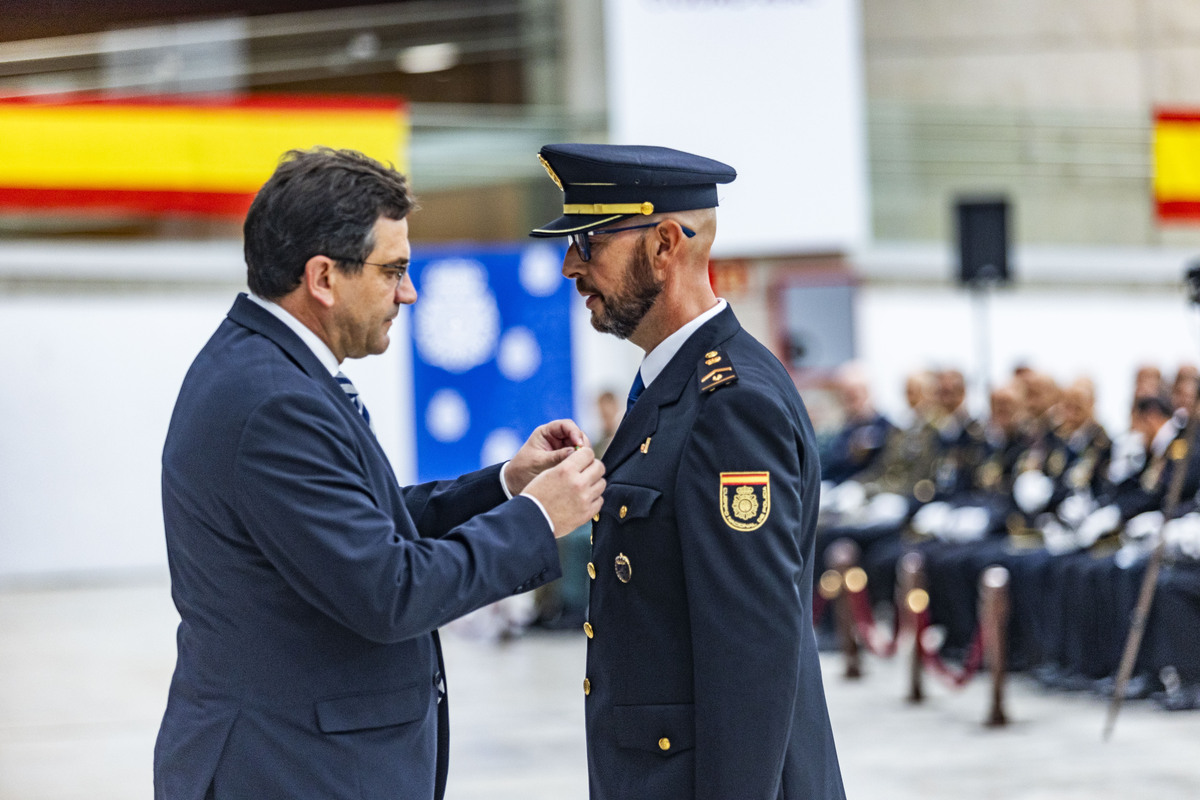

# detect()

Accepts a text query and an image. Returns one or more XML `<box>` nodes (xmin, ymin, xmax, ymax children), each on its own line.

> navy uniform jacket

<box><xmin>821</xmin><ymin>412</ymin><xmax>894</xmax><ymax>485</ymax></box>
<box><xmin>154</xmin><ymin>295</ymin><xmax>560</xmax><ymax>800</ymax></box>
<box><xmin>1046</xmin><ymin>421</ymin><xmax>1112</xmax><ymax>513</ymax></box>
<box><xmin>584</xmin><ymin>306</ymin><xmax>845</xmax><ymax>800</ymax></box>
<box><xmin>930</xmin><ymin>412</ymin><xmax>989</xmax><ymax>499</ymax></box>
<box><xmin>1104</xmin><ymin>424</ymin><xmax>1200</xmax><ymax>522</ymax></box>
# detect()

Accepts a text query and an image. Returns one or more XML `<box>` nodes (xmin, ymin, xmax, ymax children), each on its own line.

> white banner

<box><xmin>604</xmin><ymin>0</ymin><xmax>868</xmax><ymax>257</ymax></box>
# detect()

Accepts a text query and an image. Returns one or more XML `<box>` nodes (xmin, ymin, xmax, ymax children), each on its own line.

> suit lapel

<box><xmin>228</xmin><ymin>293</ymin><xmax>330</xmax><ymax>382</ymax></box>
<box><xmin>227</xmin><ymin>293</ymin><xmax>389</xmax><ymax>460</ymax></box>
<box><xmin>603</xmin><ymin>306</ymin><xmax>741</xmax><ymax>475</ymax></box>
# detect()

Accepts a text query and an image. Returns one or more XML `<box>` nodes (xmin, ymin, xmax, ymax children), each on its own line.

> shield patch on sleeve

<box><xmin>719</xmin><ymin>471</ymin><xmax>771</xmax><ymax>531</ymax></box>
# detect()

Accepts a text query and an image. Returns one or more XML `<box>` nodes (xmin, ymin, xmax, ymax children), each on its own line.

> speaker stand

<box><xmin>970</xmin><ymin>279</ymin><xmax>995</xmax><ymax>414</ymax></box>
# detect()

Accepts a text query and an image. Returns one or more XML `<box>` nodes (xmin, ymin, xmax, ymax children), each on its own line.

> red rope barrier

<box><xmin>810</xmin><ymin>554</ymin><xmax>994</xmax><ymax>697</ymax></box>
<box><xmin>810</xmin><ymin>581</ymin><xmax>902</xmax><ymax>658</ymax></box>
<box><xmin>915</xmin><ymin>609</ymin><xmax>985</xmax><ymax>688</ymax></box>
<box><xmin>848</xmin><ymin>585</ymin><xmax>900</xmax><ymax>657</ymax></box>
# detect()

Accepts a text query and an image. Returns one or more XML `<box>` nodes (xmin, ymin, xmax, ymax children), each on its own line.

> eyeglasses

<box><xmin>327</xmin><ymin>255</ymin><xmax>409</xmax><ymax>286</ymax></box>
<box><xmin>568</xmin><ymin>221</ymin><xmax>696</xmax><ymax>262</ymax></box>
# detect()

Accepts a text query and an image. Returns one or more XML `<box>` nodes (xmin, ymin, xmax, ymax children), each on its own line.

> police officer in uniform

<box><xmin>850</xmin><ymin>370</ymin><xmax>941</xmax><ymax>501</ymax></box>
<box><xmin>928</xmin><ymin>368</ymin><xmax>990</xmax><ymax>499</ymax></box>
<box><xmin>821</xmin><ymin>362</ymin><xmax>895</xmax><ymax>485</ymax></box>
<box><xmin>531</xmin><ymin>143</ymin><xmax>845</xmax><ymax>800</ymax></box>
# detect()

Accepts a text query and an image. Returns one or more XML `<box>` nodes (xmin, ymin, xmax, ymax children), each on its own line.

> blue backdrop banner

<box><xmin>409</xmin><ymin>242</ymin><xmax>573</xmax><ymax>482</ymax></box>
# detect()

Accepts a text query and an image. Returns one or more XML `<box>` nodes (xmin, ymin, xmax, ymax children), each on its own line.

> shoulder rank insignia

<box><xmin>699</xmin><ymin>348</ymin><xmax>737</xmax><ymax>393</ymax></box>
<box><xmin>719</xmin><ymin>471</ymin><xmax>770</xmax><ymax>531</ymax></box>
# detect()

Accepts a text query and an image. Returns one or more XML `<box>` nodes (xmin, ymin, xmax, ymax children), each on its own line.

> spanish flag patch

<box><xmin>719</xmin><ymin>471</ymin><xmax>771</xmax><ymax>531</ymax></box>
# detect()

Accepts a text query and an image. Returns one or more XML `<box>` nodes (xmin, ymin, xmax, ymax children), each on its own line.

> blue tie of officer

<box><xmin>626</xmin><ymin>370</ymin><xmax>645</xmax><ymax>416</ymax></box>
<box><xmin>336</xmin><ymin>371</ymin><xmax>374</xmax><ymax>431</ymax></box>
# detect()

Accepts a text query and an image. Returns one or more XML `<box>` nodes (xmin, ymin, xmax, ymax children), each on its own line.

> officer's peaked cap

<box><xmin>530</xmin><ymin>143</ymin><xmax>736</xmax><ymax>237</ymax></box>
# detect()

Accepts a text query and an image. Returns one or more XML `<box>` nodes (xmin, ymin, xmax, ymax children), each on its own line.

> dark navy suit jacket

<box><xmin>154</xmin><ymin>294</ymin><xmax>560</xmax><ymax>799</ymax></box>
<box><xmin>584</xmin><ymin>306</ymin><xmax>845</xmax><ymax>800</ymax></box>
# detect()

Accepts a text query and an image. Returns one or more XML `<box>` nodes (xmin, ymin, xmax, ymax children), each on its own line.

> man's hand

<box><xmin>522</xmin><ymin>447</ymin><xmax>606</xmax><ymax>538</ymax></box>
<box><xmin>505</xmin><ymin>419</ymin><xmax>590</xmax><ymax>496</ymax></box>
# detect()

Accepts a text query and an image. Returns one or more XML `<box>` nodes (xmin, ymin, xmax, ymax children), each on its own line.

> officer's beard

<box><xmin>589</xmin><ymin>240</ymin><xmax>663</xmax><ymax>340</ymax></box>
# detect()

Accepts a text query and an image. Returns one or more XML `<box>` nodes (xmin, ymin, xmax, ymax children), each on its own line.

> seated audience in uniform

<box><xmin>821</xmin><ymin>362</ymin><xmax>895</xmax><ymax>485</ymax></box>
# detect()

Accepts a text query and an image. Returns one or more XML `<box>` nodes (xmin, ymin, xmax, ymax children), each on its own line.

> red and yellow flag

<box><xmin>1154</xmin><ymin>109</ymin><xmax>1200</xmax><ymax>223</ymax></box>
<box><xmin>0</xmin><ymin>94</ymin><xmax>408</xmax><ymax>217</ymax></box>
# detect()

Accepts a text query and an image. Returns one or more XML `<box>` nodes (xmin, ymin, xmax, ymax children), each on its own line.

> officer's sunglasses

<box><xmin>569</xmin><ymin>221</ymin><xmax>696</xmax><ymax>262</ymax></box>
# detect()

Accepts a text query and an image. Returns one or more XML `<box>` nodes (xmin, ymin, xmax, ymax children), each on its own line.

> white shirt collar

<box><xmin>638</xmin><ymin>298</ymin><xmax>727</xmax><ymax>388</ymax></box>
<box><xmin>246</xmin><ymin>292</ymin><xmax>341</xmax><ymax>377</ymax></box>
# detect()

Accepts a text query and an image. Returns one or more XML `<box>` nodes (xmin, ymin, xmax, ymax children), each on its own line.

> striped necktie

<box><xmin>335</xmin><ymin>371</ymin><xmax>373</xmax><ymax>431</ymax></box>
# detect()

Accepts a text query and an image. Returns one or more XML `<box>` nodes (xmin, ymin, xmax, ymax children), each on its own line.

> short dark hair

<box><xmin>244</xmin><ymin>147</ymin><xmax>415</xmax><ymax>299</ymax></box>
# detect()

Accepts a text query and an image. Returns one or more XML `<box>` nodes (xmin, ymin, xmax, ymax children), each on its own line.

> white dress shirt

<box><xmin>636</xmin><ymin>298</ymin><xmax>727</xmax><ymax>389</ymax></box>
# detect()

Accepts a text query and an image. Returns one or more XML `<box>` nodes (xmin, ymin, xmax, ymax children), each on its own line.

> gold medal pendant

<box><xmin>614</xmin><ymin>553</ymin><xmax>632</xmax><ymax>583</ymax></box>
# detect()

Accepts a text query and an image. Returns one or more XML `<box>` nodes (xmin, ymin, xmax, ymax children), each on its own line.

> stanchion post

<box><xmin>897</xmin><ymin>551</ymin><xmax>927</xmax><ymax>703</ymax></box>
<box><xmin>980</xmin><ymin>565</ymin><xmax>1011</xmax><ymax>727</ymax></box>
<box><xmin>825</xmin><ymin>539</ymin><xmax>863</xmax><ymax>679</ymax></box>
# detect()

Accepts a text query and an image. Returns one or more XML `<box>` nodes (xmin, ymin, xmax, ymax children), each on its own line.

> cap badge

<box><xmin>537</xmin><ymin>153</ymin><xmax>563</xmax><ymax>190</ymax></box>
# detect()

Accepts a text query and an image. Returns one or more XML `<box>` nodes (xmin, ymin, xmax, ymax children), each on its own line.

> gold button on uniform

<box><xmin>583</xmin><ymin>678</ymin><xmax>591</xmax><ymax>695</ymax></box>
<box><xmin>583</xmin><ymin>621</ymin><xmax>594</xmax><ymax>638</ymax></box>
<box><xmin>658</xmin><ymin>738</ymin><xmax>671</xmax><ymax>751</ymax></box>
<box><xmin>587</xmin><ymin>562</ymin><xmax>596</xmax><ymax>579</ymax></box>
<box><xmin>593</xmin><ymin>513</ymin><xmax>600</xmax><ymax>522</ymax></box>
<box><xmin>619</xmin><ymin>505</ymin><xmax>628</xmax><ymax>519</ymax></box>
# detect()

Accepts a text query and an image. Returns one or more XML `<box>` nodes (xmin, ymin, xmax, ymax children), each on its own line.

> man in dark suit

<box><xmin>531</xmin><ymin>144</ymin><xmax>845</xmax><ymax>800</ymax></box>
<box><xmin>154</xmin><ymin>147</ymin><xmax>606</xmax><ymax>800</ymax></box>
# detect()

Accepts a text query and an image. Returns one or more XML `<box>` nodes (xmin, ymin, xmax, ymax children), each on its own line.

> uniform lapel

<box><xmin>602</xmin><ymin>306</ymin><xmax>740</xmax><ymax>475</ymax></box>
<box><xmin>601</xmin><ymin>401</ymin><xmax>659</xmax><ymax>476</ymax></box>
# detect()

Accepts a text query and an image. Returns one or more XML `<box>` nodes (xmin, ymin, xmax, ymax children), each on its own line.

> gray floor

<box><xmin>1</xmin><ymin>578</ymin><xmax>1198</xmax><ymax>799</ymax></box>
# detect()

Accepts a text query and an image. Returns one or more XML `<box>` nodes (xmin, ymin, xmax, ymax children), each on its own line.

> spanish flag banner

<box><xmin>0</xmin><ymin>94</ymin><xmax>408</xmax><ymax>217</ymax></box>
<box><xmin>1154</xmin><ymin>109</ymin><xmax>1200</xmax><ymax>223</ymax></box>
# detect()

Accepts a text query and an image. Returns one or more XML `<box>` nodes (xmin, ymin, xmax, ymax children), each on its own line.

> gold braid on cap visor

<box><xmin>562</xmin><ymin>202</ymin><xmax>655</xmax><ymax>215</ymax></box>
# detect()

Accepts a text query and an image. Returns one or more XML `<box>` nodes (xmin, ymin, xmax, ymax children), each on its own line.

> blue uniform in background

<box><xmin>822</xmin><ymin>411</ymin><xmax>894</xmax><ymax>485</ymax></box>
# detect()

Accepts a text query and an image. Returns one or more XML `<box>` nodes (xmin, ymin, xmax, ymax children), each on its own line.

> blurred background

<box><xmin>5</xmin><ymin>0</ymin><xmax>1200</xmax><ymax>580</ymax></box>
<box><xmin>3</xmin><ymin>1</ymin><xmax>1200</xmax><ymax>797</ymax></box>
